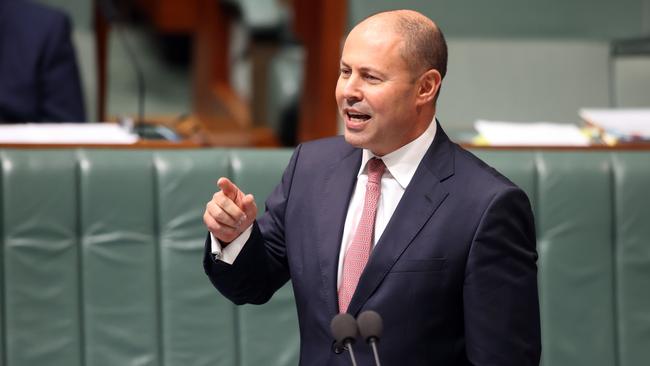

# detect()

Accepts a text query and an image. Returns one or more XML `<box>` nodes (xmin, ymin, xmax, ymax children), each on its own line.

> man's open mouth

<box><xmin>346</xmin><ymin>112</ymin><xmax>371</xmax><ymax>122</ymax></box>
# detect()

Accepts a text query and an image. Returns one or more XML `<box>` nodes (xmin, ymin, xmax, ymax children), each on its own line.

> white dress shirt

<box><xmin>211</xmin><ymin>119</ymin><xmax>437</xmax><ymax>289</ymax></box>
<box><xmin>335</xmin><ymin>120</ymin><xmax>436</xmax><ymax>287</ymax></box>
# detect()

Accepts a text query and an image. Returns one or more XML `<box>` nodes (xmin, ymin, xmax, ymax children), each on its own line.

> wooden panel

<box><xmin>294</xmin><ymin>0</ymin><xmax>347</xmax><ymax>142</ymax></box>
<box><xmin>135</xmin><ymin>0</ymin><xmax>200</xmax><ymax>32</ymax></box>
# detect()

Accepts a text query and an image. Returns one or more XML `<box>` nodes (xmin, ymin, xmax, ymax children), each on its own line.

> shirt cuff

<box><xmin>210</xmin><ymin>225</ymin><xmax>253</xmax><ymax>264</ymax></box>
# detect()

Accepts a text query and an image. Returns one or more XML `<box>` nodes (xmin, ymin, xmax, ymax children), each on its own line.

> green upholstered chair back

<box><xmin>1</xmin><ymin>148</ymin><xmax>649</xmax><ymax>366</ymax></box>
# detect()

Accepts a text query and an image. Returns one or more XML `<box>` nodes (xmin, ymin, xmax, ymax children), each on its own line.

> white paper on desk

<box><xmin>0</xmin><ymin>123</ymin><xmax>138</xmax><ymax>144</ymax></box>
<box><xmin>474</xmin><ymin>120</ymin><xmax>590</xmax><ymax>146</ymax></box>
<box><xmin>579</xmin><ymin>108</ymin><xmax>650</xmax><ymax>138</ymax></box>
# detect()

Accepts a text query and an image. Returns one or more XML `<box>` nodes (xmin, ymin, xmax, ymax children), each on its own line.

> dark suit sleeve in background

<box><xmin>0</xmin><ymin>1</ymin><xmax>85</xmax><ymax>122</ymax></box>
<box><xmin>39</xmin><ymin>11</ymin><xmax>86</xmax><ymax>122</ymax></box>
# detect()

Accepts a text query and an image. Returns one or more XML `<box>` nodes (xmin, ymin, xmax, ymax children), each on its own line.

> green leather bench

<box><xmin>1</xmin><ymin>148</ymin><xmax>649</xmax><ymax>366</ymax></box>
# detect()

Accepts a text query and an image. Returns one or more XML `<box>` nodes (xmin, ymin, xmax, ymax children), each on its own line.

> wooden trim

<box><xmin>192</xmin><ymin>0</ymin><xmax>251</xmax><ymax>130</ymax></box>
<box><xmin>462</xmin><ymin>144</ymin><xmax>650</xmax><ymax>151</ymax></box>
<box><xmin>3</xmin><ymin>143</ymin><xmax>649</xmax><ymax>151</ymax></box>
<box><xmin>0</xmin><ymin>141</ymin><xmax>200</xmax><ymax>149</ymax></box>
<box><xmin>294</xmin><ymin>0</ymin><xmax>347</xmax><ymax>143</ymax></box>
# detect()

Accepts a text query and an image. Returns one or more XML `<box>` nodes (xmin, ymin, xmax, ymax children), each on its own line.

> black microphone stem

<box><xmin>114</xmin><ymin>24</ymin><xmax>146</xmax><ymax>127</ymax></box>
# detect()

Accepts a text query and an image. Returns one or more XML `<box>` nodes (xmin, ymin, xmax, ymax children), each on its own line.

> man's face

<box><xmin>336</xmin><ymin>24</ymin><xmax>422</xmax><ymax>156</ymax></box>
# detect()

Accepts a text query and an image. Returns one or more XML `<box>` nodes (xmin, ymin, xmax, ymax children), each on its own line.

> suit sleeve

<box><xmin>39</xmin><ymin>12</ymin><xmax>86</xmax><ymax>122</ymax></box>
<box><xmin>203</xmin><ymin>145</ymin><xmax>302</xmax><ymax>305</ymax></box>
<box><xmin>463</xmin><ymin>187</ymin><xmax>541</xmax><ymax>366</ymax></box>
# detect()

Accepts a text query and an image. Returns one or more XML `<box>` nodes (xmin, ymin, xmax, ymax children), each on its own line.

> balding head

<box><xmin>336</xmin><ymin>10</ymin><xmax>444</xmax><ymax>155</ymax></box>
<box><xmin>357</xmin><ymin>10</ymin><xmax>448</xmax><ymax>80</ymax></box>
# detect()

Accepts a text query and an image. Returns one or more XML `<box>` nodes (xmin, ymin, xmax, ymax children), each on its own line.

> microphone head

<box><xmin>330</xmin><ymin>313</ymin><xmax>358</xmax><ymax>345</ymax></box>
<box><xmin>357</xmin><ymin>310</ymin><xmax>383</xmax><ymax>342</ymax></box>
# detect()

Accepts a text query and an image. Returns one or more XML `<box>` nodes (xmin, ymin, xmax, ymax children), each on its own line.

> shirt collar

<box><xmin>358</xmin><ymin>118</ymin><xmax>437</xmax><ymax>189</ymax></box>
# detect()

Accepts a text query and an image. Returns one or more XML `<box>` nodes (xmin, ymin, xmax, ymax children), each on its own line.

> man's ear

<box><xmin>416</xmin><ymin>69</ymin><xmax>442</xmax><ymax>105</ymax></box>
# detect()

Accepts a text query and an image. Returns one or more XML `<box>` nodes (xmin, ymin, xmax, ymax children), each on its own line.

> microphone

<box><xmin>330</xmin><ymin>313</ymin><xmax>360</xmax><ymax>366</ymax></box>
<box><xmin>357</xmin><ymin>310</ymin><xmax>383</xmax><ymax>366</ymax></box>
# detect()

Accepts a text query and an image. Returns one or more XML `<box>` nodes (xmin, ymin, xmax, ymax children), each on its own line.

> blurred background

<box><xmin>1</xmin><ymin>2</ymin><xmax>650</xmax><ymax>366</ymax></box>
<box><xmin>13</xmin><ymin>0</ymin><xmax>650</xmax><ymax>146</ymax></box>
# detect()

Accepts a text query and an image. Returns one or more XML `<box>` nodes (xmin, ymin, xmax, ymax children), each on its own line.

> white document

<box><xmin>579</xmin><ymin>108</ymin><xmax>650</xmax><ymax>139</ymax></box>
<box><xmin>0</xmin><ymin>123</ymin><xmax>138</xmax><ymax>144</ymax></box>
<box><xmin>474</xmin><ymin>120</ymin><xmax>590</xmax><ymax>146</ymax></box>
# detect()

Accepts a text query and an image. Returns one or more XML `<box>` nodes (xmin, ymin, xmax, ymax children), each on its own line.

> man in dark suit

<box><xmin>0</xmin><ymin>0</ymin><xmax>86</xmax><ymax>122</ymax></box>
<box><xmin>203</xmin><ymin>9</ymin><xmax>541</xmax><ymax>366</ymax></box>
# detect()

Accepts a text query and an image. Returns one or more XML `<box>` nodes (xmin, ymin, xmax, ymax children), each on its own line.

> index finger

<box><xmin>217</xmin><ymin>177</ymin><xmax>242</xmax><ymax>202</ymax></box>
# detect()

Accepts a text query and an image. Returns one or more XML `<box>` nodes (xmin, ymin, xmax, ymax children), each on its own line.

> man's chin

<box><xmin>343</xmin><ymin>130</ymin><xmax>369</xmax><ymax>149</ymax></box>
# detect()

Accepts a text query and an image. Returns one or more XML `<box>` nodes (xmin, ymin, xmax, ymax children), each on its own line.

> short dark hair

<box><xmin>394</xmin><ymin>15</ymin><xmax>448</xmax><ymax>80</ymax></box>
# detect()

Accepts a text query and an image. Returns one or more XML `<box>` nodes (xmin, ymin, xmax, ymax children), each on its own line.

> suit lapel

<box><xmin>316</xmin><ymin>148</ymin><xmax>362</xmax><ymax>315</ymax></box>
<box><xmin>346</xmin><ymin>123</ymin><xmax>456</xmax><ymax>316</ymax></box>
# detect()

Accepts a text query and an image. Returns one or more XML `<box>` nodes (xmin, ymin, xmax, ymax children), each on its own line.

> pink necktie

<box><xmin>338</xmin><ymin>158</ymin><xmax>386</xmax><ymax>313</ymax></box>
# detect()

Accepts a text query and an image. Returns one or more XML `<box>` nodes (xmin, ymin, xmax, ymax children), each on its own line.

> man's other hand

<box><xmin>204</xmin><ymin>177</ymin><xmax>257</xmax><ymax>244</ymax></box>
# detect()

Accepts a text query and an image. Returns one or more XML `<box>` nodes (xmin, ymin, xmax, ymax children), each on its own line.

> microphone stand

<box><xmin>368</xmin><ymin>337</ymin><xmax>381</xmax><ymax>366</ymax></box>
<box><xmin>345</xmin><ymin>341</ymin><xmax>359</xmax><ymax>366</ymax></box>
<box><xmin>331</xmin><ymin>313</ymin><xmax>360</xmax><ymax>366</ymax></box>
<box><xmin>357</xmin><ymin>310</ymin><xmax>383</xmax><ymax>366</ymax></box>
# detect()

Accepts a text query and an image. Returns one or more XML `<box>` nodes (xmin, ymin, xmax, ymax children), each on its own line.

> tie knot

<box><xmin>366</xmin><ymin>158</ymin><xmax>386</xmax><ymax>184</ymax></box>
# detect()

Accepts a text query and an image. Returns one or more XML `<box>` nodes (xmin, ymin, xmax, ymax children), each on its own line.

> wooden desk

<box><xmin>95</xmin><ymin>0</ymin><xmax>346</xmax><ymax>145</ymax></box>
<box><xmin>0</xmin><ymin>140</ymin><xmax>199</xmax><ymax>150</ymax></box>
<box><xmin>144</xmin><ymin>114</ymin><xmax>280</xmax><ymax>147</ymax></box>
<box><xmin>463</xmin><ymin>143</ymin><xmax>650</xmax><ymax>151</ymax></box>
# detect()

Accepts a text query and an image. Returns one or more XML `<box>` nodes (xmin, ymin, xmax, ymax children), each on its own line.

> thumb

<box><xmin>217</xmin><ymin>177</ymin><xmax>242</xmax><ymax>202</ymax></box>
<box><xmin>241</xmin><ymin>194</ymin><xmax>257</xmax><ymax>219</ymax></box>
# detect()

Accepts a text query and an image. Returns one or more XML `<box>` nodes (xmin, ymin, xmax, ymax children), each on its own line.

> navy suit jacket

<box><xmin>204</xmin><ymin>124</ymin><xmax>541</xmax><ymax>365</ymax></box>
<box><xmin>0</xmin><ymin>0</ymin><xmax>85</xmax><ymax>122</ymax></box>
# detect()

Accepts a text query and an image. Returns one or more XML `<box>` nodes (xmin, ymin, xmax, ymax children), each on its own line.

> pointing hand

<box><xmin>203</xmin><ymin>177</ymin><xmax>257</xmax><ymax>244</ymax></box>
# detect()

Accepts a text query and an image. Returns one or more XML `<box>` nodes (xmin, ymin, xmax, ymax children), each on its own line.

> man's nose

<box><xmin>341</xmin><ymin>76</ymin><xmax>363</xmax><ymax>103</ymax></box>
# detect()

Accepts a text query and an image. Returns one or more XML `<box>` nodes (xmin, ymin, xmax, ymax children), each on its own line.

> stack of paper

<box><xmin>474</xmin><ymin>120</ymin><xmax>590</xmax><ymax>146</ymax></box>
<box><xmin>0</xmin><ymin>123</ymin><xmax>138</xmax><ymax>144</ymax></box>
<box><xmin>579</xmin><ymin>108</ymin><xmax>650</xmax><ymax>141</ymax></box>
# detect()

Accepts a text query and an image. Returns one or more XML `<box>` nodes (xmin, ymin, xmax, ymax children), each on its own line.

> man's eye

<box><xmin>340</xmin><ymin>69</ymin><xmax>351</xmax><ymax>76</ymax></box>
<box><xmin>364</xmin><ymin>74</ymin><xmax>381</xmax><ymax>82</ymax></box>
